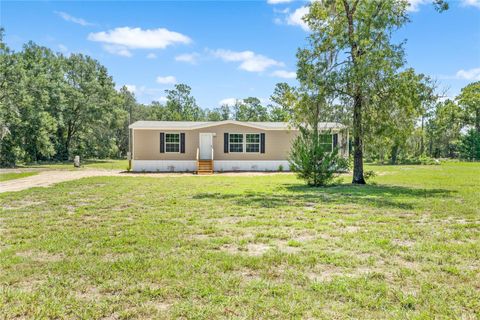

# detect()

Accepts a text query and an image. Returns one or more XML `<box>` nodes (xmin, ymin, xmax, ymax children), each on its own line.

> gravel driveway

<box><xmin>0</xmin><ymin>170</ymin><xmax>124</xmax><ymax>193</ymax></box>
<box><xmin>0</xmin><ymin>169</ymin><xmax>293</xmax><ymax>193</ymax></box>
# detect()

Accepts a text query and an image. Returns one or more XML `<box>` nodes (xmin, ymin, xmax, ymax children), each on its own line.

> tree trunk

<box><xmin>390</xmin><ymin>144</ymin><xmax>399</xmax><ymax>165</ymax></box>
<box><xmin>64</xmin><ymin>127</ymin><xmax>72</xmax><ymax>161</ymax></box>
<box><xmin>352</xmin><ymin>93</ymin><xmax>366</xmax><ymax>184</ymax></box>
<box><xmin>476</xmin><ymin>108</ymin><xmax>480</xmax><ymax>134</ymax></box>
<box><xmin>420</xmin><ymin>115</ymin><xmax>425</xmax><ymax>155</ymax></box>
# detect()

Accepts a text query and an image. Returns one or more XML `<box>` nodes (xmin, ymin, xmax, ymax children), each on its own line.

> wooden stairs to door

<box><xmin>197</xmin><ymin>160</ymin><xmax>214</xmax><ymax>175</ymax></box>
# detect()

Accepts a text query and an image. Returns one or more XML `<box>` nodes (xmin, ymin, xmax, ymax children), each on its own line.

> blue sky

<box><xmin>1</xmin><ymin>0</ymin><xmax>480</xmax><ymax>109</ymax></box>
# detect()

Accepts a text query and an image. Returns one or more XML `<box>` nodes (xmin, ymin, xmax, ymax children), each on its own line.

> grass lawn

<box><xmin>18</xmin><ymin>159</ymin><xmax>128</xmax><ymax>171</ymax></box>
<box><xmin>0</xmin><ymin>162</ymin><xmax>478</xmax><ymax>319</ymax></box>
<box><xmin>0</xmin><ymin>172</ymin><xmax>38</xmax><ymax>182</ymax></box>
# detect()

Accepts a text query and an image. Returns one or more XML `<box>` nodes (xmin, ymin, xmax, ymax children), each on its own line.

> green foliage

<box><xmin>426</xmin><ymin>99</ymin><xmax>463</xmax><ymax>158</ymax></box>
<box><xmin>364</xmin><ymin>69</ymin><xmax>437</xmax><ymax>164</ymax></box>
<box><xmin>269</xmin><ymin>83</ymin><xmax>296</xmax><ymax>122</ymax></box>
<box><xmin>0</xmin><ymin>30</ymin><xmax>287</xmax><ymax>167</ymax></box>
<box><xmin>233</xmin><ymin>97</ymin><xmax>269</xmax><ymax>121</ymax></box>
<box><xmin>363</xmin><ymin>170</ymin><xmax>376</xmax><ymax>181</ymax></box>
<box><xmin>299</xmin><ymin>0</ymin><xmax>446</xmax><ymax>183</ymax></box>
<box><xmin>289</xmin><ymin>128</ymin><xmax>348</xmax><ymax>186</ymax></box>
<box><xmin>457</xmin><ymin>81</ymin><xmax>480</xmax><ymax>133</ymax></box>
<box><xmin>459</xmin><ymin>129</ymin><xmax>480</xmax><ymax>161</ymax></box>
<box><xmin>164</xmin><ymin>84</ymin><xmax>204</xmax><ymax>121</ymax></box>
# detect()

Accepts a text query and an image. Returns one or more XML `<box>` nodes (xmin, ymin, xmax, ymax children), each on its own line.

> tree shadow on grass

<box><xmin>193</xmin><ymin>183</ymin><xmax>454</xmax><ymax>210</ymax></box>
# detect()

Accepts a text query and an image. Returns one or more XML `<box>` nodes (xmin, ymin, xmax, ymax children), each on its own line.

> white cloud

<box><xmin>58</xmin><ymin>44</ymin><xmax>68</xmax><ymax>53</ymax></box>
<box><xmin>103</xmin><ymin>44</ymin><xmax>132</xmax><ymax>57</ymax></box>
<box><xmin>175</xmin><ymin>53</ymin><xmax>199</xmax><ymax>64</ymax></box>
<box><xmin>54</xmin><ymin>11</ymin><xmax>95</xmax><ymax>26</ymax></box>
<box><xmin>267</xmin><ymin>0</ymin><xmax>294</xmax><ymax>4</ymax></box>
<box><xmin>88</xmin><ymin>27</ymin><xmax>191</xmax><ymax>56</ymax></box>
<box><xmin>455</xmin><ymin>67</ymin><xmax>480</xmax><ymax>80</ymax></box>
<box><xmin>406</xmin><ymin>0</ymin><xmax>480</xmax><ymax>12</ymax></box>
<box><xmin>124</xmin><ymin>84</ymin><xmax>137</xmax><ymax>93</ymax></box>
<box><xmin>273</xmin><ymin>7</ymin><xmax>290</xmax><ymax>14</ymax></box>
<box><xmin>219</xmin><ymin>98</ymin><xmax>238</xmax><ymax>106</ymax></box>
<box><xmin>407</xmin><ymin>0</ymin><xmax>430</xmax><ymax>12</ymax></box>
<box><xmin>461</xmin><ymin>0</ymin><xmax>480</xmax><ymax>9</ymax></box>
<box><xmin>146</xmin><ymin>53</ymin><xmax>157</xmax><ymax>59</ymax></box>
<box><xmin>211</xmin><ymin>49</ymin><xmax>284</xmax><ymax>72</ymax></box>
<box><xmin>156</xmin><ymin>76</ymin><xmax>177</xmax><ymax>85</ymax></box>
<box><xmin>271</xmin><ymin>70</ymin><xmax>296</xmax><ymax>79</ymax></box>
<box><xmin>273</xmin><ymin>17</ymin><xmax>283</xmax><ymax>25</ymax></box>
<box><xmin>156</xmin><ymin>96</ymin><xmax>168</xmax><ymax>103</ymax></box>
<box><xmin>286</xmin><ymin>6</ymin><xmax>310</xmax><ymax>31</ymax></box>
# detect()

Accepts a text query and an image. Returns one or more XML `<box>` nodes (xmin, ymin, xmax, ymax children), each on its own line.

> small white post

<box><xmin>74</xmin><ymin>155</ymin><xmax>80</xmax><ymax>168</ymax></box>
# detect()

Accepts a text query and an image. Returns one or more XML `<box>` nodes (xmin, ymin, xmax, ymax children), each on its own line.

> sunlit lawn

<box><xmin>0</xmin><ymin>162</ymin><xmax>478</xmax><ymax>319</ymax></box>
<box><xmin>0</xmin><ymin>172</ymin><xmax>38</xmax><ymax>182</ymax></box>
<box><xmin>17</xmin><ymin>159</ymin><xmax>128</xmax><ymax>171</ymax></box>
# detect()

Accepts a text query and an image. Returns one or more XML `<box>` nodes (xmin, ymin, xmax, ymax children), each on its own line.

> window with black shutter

<box><xmin>333</xmin><ymin>133</ymin><xmax>338</xmax><ymax>149</ymax></box>
<box><xmin>160</xmin><ymin>132</ymin><xmax>165</xmax><ymax>153</ymax></box>
<box><xmin>224</xmin><ymin>133</ymin><xmax>229</xmax><ymax>153</ymax></box>
<box><xmin>260</xmin><ymin>133</ymin><xmax>265</xmax><ymax>153</ymax></box>
<box><xmin>180</xmin><ymin>133</ymin><xmax>185</xmax><ymax>153</ymax></box>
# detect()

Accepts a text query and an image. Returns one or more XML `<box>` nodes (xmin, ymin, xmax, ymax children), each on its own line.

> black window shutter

<box><xmin>160</xmin><ymin>132</ymin><xmax>165</xmax><ymax>153</ymax></box>
<box><xmin>260</xmin><ymin>133</ymin><xmax>265</xmax><ymax>154</ymax></box>
<box><xmin>224</xmin><ymin>133</ymin><xmax>229</xmax><ymax>153</ymax></box>
<box><xmin>333</xmin><ymin>133</ymin><xmax>338</xmax><ymax>148</ymax></box>
<box><xmin>180</xmin><ymin>133</ymin><xmax>185</xmax><ymax>153</ymax></box>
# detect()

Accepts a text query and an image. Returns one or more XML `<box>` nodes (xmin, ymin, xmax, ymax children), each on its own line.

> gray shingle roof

<box><xmin>129</xmin><ymin>120</ymin><xmax>346</xmax><ymax>130</ymax></box>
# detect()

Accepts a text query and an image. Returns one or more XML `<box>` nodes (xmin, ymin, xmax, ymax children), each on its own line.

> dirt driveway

<box><xmin>0</xmin><ymin>169</ymin><xmax>292</xmax><ymax>193</ymax></box>
<box><xmin>0</xmin><ymin>170</ymin><xmax>125</xmax><ymax>193</ymax></box>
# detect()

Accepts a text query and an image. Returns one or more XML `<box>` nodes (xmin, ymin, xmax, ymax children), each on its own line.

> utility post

<box><xmin>127</xmin><ymin>94</ymin><xmax>132</xmax><ymax>171</ymax></box>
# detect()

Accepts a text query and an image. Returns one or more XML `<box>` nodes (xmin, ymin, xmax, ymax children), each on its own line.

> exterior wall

<box><xmin>133</xmin><ymin>160</ymin><xmax>289</xmax><ymax>172</ymax></box>
<box><xmin>133</xmin><ymin>123</ymin><xmax>299</xmax><ymax>161</ymax></box>
<box><xmin>132</xmin><ymin>123</ymin><xmax>348</xmax><ymax>172</ymax></box>
<box><xmin>133</xmin><ymin>160</ymin><xmax>197</xmax><ymax>172</ymax></box>
<box><xmin>214</xmin><ymin>160</ymin><xmax>289</xmax><ymax>172</ymax></box>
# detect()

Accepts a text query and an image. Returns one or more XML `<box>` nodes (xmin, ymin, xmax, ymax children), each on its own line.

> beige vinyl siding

<box><xmin>132</xmin><ymin>123</ymin><xmax>350</xmax><ymax>161</ymax></box>
<box><xmin>133</xmin><ymin>123</ymin><xmax>298</xmax><ymax>161</ymax></box>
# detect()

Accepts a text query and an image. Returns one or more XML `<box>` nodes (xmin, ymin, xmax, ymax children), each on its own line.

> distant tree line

<box><xmin>0</xmin><ymin>29</ymin><xmax>290</xmax><ymax>167</ymax></box>
<box><xmin>0</xmin><ymin>26</ymin><xmax>478</xmax><ymax>168</ymax></box>
<box><xmin>363</xmin><ymin>81</ymin><xmax>480</xmax><ymax>164</ymax></box>
<box><xmin>289</xmin><ymin>0</ymin><xmax>478</xmax><ymax>186</ymax></box>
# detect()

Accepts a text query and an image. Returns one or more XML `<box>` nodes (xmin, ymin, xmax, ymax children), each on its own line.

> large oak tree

<box><xmin>300</xmin><ymin>0</ymin><xmax>447</xmax><ymax>183</ymax></box>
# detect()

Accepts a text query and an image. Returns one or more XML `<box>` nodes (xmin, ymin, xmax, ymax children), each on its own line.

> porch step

<box><xmin>197</xmin><ymin>160</ymin><xmax>213</xmax><ymax>175</ymax></box>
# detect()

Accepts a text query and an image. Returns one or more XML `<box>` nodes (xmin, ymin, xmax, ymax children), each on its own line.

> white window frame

<box><xmin>228</xmin><ymin>133</ymin><xmax>262</xmax><ymax>153</ymax></box>
<box><xmin>319</xmin><ymin>133</ymin><xmax>333</xmax><ymax>153</ymax></box>
<box><xmin>165</xmin><ymin>132</ymin><xmax>181</xmax><ymax>153</ymax></box>
<box><xmin>245</xmin><ymin>133</ymin><xmax>261</xmax><ymax>153</ymax></box>
<box><xmin>229</xmin><ymin>133</ymin><xmax>244</xmax><ymax>153</ymax></box>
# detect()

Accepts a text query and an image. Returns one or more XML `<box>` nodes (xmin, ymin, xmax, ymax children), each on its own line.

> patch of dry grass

<box><xmin>0</xmin><ymin>162</ymin><xmax>479</xmax><ymax>319</ymax></box>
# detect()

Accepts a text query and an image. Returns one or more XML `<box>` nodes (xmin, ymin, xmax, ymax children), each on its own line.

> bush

<box><xmin>459</xmin><ymin>129</ymin><xmax>480</xmax><ymax>161</ymax></box>
<box><xmin>289</xmin><ymin>129</ymin><xmax>349</xmax><ymax>186</ymax></box>
<box><xmin>364</xmin><ymin>170</ymin><xmax>377</xmax><ymax>181</ymax></box>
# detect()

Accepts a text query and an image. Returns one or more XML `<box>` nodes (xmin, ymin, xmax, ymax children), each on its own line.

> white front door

<box><xmin>199</xmin><ymin>133</ymin><xmax>213</xmax><ymax>160</ymax></box>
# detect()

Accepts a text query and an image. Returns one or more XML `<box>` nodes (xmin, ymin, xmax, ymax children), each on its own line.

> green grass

<box><xmin>0</xmin><ymin>171</ymin><xmax>38</xmax><ymax>182</ymax></box>
<box><xmin>18</xmin><ymin>159</ymin><xmax>128</xmax><ymax>171</ymax></box>
<box><xmin>0</xmin><ymin>162</ymin><xmax>479</xmax><ymax>319</ymax></box>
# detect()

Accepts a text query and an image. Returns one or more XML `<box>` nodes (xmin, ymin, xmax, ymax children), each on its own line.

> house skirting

<box><xmin>132</xmin><ymin>160</ymin><xmax>290</xmax><ymax>172</ymax></box>
<box><xmin>213</xmin><ymin>160</ymin><xmax>289</xmax><ymax>172</ymax></box>
<box><xmin>133</xmin><ymin>160</ymin><xmax>197</xmax><ymax>172</ymax></box>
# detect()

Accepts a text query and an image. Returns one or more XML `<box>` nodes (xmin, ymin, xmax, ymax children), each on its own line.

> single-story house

<box><xmin>129</xmin><ymin>120</ymin><xmax>348</xmax><ymax>173</ymax></box>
